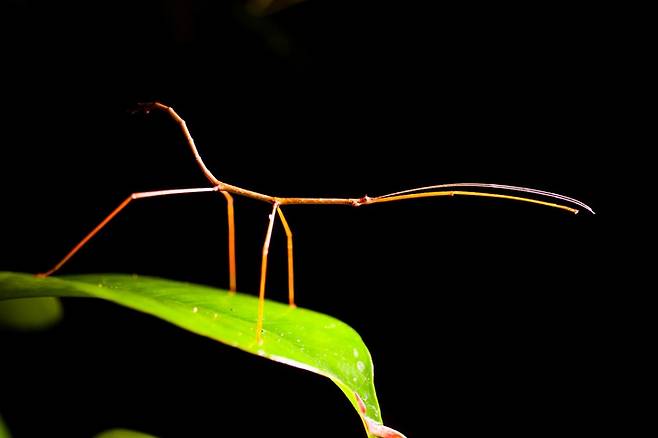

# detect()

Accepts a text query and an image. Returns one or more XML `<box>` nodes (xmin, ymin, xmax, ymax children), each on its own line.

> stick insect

<box><xmin>38</xmin><ymin>102</ymin><xmax>594</xmax><ymax>343</ymax></box>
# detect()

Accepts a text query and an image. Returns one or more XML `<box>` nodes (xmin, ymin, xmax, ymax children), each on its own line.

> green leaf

<box><xmin>0</xmin><ymin>297</ymin><xmax>62</xmax><ymax>331</ymax></box>
<box><xmin>0</xmin><ymin>272</ymin><xmax>405</xmax><ymax>438</ymax></box>
<box><xmin>0</xmin><ymin>414</ymin><xmax>12</xmax><ymax>438</ymax></box>
<box><xmin>94</xmin><ymin>429</ymin><xmax>158</xmax><ymax>438</ymax></box>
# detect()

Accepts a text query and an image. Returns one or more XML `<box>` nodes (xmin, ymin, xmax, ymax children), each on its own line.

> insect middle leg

<box><xmin>276</xmin><ymin>207</ymin><xmax>295</xmax><ymax>308</ymax></box>
<box><xmin>256</xmin><ymin>202</ymin><xmax>280</xmax><ymax>344</ymax></box>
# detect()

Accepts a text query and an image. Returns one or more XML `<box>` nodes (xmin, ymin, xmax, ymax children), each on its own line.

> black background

<box><xmin>1</xmin><ymin>1</ymin><xmax>615</xmax><ymax>437</ymax></box>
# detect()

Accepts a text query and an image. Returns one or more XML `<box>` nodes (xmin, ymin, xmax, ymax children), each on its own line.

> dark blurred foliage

<box><xmin>1</xmin><ymin>1</ymin><xmax>621</xmax><ymax>437</ymax></box>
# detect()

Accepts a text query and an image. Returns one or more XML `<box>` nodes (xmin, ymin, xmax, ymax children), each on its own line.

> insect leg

<box><xmin>276</xmin><ymin>207</ymin><xmax>295</xmax><ymax>308</ymax></box>
<box><xmin>219</xmin><ymin>191</ymin><xmax>236</xmax><ymax>292</ymax></box>
<box><xmin>37</xmin><ymin>187</ymin><xmax>219</xmax><ymax>278</ymax></box>
<box><xmin>368</xmin><ymin>190</ymin><xmax>580</xmax><ymax>213</ymax></box>
<box><xmin>256</xmin><ymin>202</ymin><xmax>279</xmax><ymax>344</ymax></box>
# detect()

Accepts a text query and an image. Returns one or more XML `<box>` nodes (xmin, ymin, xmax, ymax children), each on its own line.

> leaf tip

<box><xmin>355</xmin><ymin>392</ymin><xmax>406</xmax><ymax>438</ymax></box>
